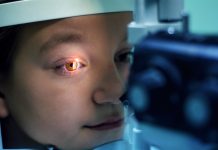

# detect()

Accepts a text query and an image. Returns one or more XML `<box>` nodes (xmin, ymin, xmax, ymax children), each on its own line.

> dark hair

<box><xmin>0</xmin><ymin>0</ymin><xmax>22</xmax><ymax>75</ymax></box>
<box><xmin>0</xmin><ymin>26</ymin><xmax>20</xmax><ymax>75</ymax></box>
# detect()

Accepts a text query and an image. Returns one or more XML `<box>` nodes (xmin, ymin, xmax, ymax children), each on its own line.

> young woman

<box><xmin>0</xmin><ymin>0</ymin><xmax>133</xmax><ymax>149</ymax></box>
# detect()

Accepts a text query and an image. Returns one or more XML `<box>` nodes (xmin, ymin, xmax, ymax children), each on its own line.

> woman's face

<box><xmin>2</xmin><ymin>12</ymin><xmax>132</xmax><ymax>149</ymax></box>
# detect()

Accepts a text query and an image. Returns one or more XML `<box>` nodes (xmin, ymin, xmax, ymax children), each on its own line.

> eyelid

<box><xmin>115</xmin><ymin>47</ymin><xmax>134</xmax><ymax>62</ymax></box>
<box><xmin>54</xmin><ymin>57</ymin><xmax>87</xmax><ymax>76</ymax></box>
<box><xmin>120</xmin><ymin>46</ymin><xmax>134</xmax><ymax>53</ymax></box>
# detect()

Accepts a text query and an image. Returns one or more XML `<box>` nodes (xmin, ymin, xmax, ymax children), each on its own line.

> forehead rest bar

<box><xmin>0</xmin><ymin>0</ymin><xmax>133</xmax><ymax>27</ymax></box>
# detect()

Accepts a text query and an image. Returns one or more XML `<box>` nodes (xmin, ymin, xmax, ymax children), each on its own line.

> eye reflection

<box><xmin>65</xmin><ymin>59</ymin><xmax>83</xmax><ymax>71</ymax></box>
<box><xmin>65</xmin><ymin>60</ymin><xmax>82</xmax><ymax>71</ymax></box>
<box><xmin>54</xmin><ymin>58</ymin><xmax>85</xmax><ymax>76</ymax></box>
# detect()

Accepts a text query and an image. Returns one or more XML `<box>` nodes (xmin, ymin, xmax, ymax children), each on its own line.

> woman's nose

<box><xmin>93</xmin><ymin>63</ymin><xmax>125</xmax><ymax>105</ymax></box>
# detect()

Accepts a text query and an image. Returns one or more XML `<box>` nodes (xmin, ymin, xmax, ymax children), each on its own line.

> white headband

<box><xmin>0</xmin><ymin>0</ymin><xmax>133</xmax><ymax>27</ymax></box>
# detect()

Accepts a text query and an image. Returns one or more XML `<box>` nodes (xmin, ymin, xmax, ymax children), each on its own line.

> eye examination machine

<box><xmin>126</xmin><ymin>0</ymin><xmax>218</xmax><ymax>150</ymax></box>
<box><xmin>0</xmin><ymin>0</ymin><xmax>218</xmax><ymax>150</ymax></box>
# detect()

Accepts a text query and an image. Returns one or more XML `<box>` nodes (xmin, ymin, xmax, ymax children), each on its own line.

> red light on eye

<box><xmin>65</xmin><ymin>59</ymin><xmax>81</xmax><ymax>71</ymax></box>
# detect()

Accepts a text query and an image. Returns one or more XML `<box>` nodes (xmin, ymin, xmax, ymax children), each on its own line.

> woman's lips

<box><xmin>85</xmin><ymin>118</ymin><xmax>124</xmax><ymax>131</ymax></box>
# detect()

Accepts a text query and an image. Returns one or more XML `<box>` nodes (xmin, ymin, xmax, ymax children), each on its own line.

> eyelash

<box><xmin>55</xmin><ymin>59</ymin><xmax>85</xmax><ymax>76</ymax></box>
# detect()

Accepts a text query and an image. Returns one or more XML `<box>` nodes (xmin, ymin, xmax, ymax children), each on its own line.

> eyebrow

<box><xmin>39</xmin><ymin>31</ymin><xmax>84</xmax><ymax>54</ymax></box>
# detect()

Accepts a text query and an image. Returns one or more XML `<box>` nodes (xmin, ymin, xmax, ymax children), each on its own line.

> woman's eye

<box><xmin>54</xmin><ymin>59</ymin><xmax>85</xmax><ymax>76</ymax></box>
<box><xmin>65</xmin><ymin>61</ymin><xmax>83</xmax><ymax>71</ymax></box>
<box><xmin>116</xmin><ymin>51</ymin><xmax>134</xmax><ymax>64</ymax></box>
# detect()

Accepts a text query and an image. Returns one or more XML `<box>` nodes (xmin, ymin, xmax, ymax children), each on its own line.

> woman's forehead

<box><xmin>19</xmin><ymin>13</ymin><xmax>132</xmax><ymax>39</ymax></box>
<box><xmin>24</xmin><ymin>13</ymin><xmax>132</xmax><ymax>28</ymax></box>
<box><xmin>16</xmin><ymin>13</ymin><xmax>131</xmax><ymax>56</ymax></box>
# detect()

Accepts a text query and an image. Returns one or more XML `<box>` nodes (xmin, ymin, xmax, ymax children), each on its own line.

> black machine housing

<box><xmin>128</xmin><ymin>31</ymin><xmax>218</xmax><ymax>144</ymax></box>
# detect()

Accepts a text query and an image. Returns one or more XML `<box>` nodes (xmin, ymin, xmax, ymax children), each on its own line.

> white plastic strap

<box><xmin>0</xmin><ymin>0</ymin><xmax>134</xmax><ymax>27</ymax></box>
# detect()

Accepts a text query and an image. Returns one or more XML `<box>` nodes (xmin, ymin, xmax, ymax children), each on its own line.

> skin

<box><xmin>0</xmin><ymin>12</ymin><xmax>132</xmax><ymax>149</ymax></box>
